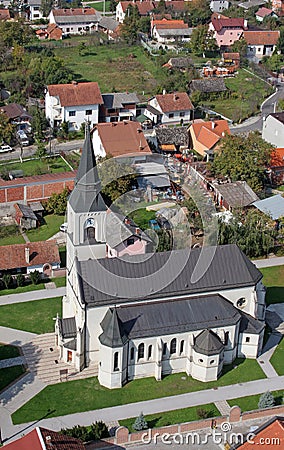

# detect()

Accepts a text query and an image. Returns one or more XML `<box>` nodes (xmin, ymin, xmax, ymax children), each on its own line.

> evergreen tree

<box><xmin>133</xmin><ymin>412</ymin><xmax>148</xmax><ymax>431</ymax></box>
<box><xmin>2</xmin><ymin>273</ymin><xmax>12</xmax><ymax>289</ymax></box>
<box><xmin>16</xmin><ymin>273</ymin><xmax>25</xmax><ymax>287</ymax></box>
<box><xmin>29</xmin><ymin>270</ymin><xmax>41</xmax><ymax>285</ymax></box>
<box><xmin>258</xmin><ymin>392</ymin><xmax>275</xmax><ymax>409</ymax></box>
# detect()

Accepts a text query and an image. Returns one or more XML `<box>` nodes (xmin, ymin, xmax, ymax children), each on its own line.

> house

<box><xmin>55</xmin><ymin>123</ymin><xmax>266</xmax><ymax>389</ymax></box>
<box><xmin>269</xmin><ymin>147</ymin><xmax>284</xmax><ymax>183</ymax></box>
<box><xmin>239</xmin><ymin>0</ymin><xmax>266</xmax><ymax>9</ymax></box>
<box><xmin>231</xmin><ymin>416</ymin><xmax>284</xmax><ymax>449</ymax></box>
<box><xmin>151</xmin><ymin>18</ymin><xmax>192</xmax><ymax>44</ymax></box>
<box><xmin>116</xmin><ymin>0</ymin><xmax>155</xmax><ymax>23</ymax></box>
<box><xmin>14</xmin><ymin>203</ymin><xmax>39</xmax><ymax>229</ymax></box>
<box><xmin>188</xmin><ymin>119</ymin><xmax>230</xmax><ymax>160</ymax></box>
<box><xmin>92</xmin><ymin>120</ymin><xmax>151</xmax><ymax>158</ymax></box>
<box><xmin>0</xmin><ymin>8</ymin><xmax>10</xmax><ymax>20</ymax></box>
<box><xmin>28</xmin><ymin>0</ymin><xmax>45</xmax><ymax>21</ymax></box>
<box><xmin>253</xmin><ymin>194</ymin><xmax>284</xmax><ymax>220</ymax></box>
<box><xmin>222</xmin><ymin>52</ymin><xmax>240</xmax><ymax>68</ymax></box>
<box><xmin>212</xmin><ymin>180</ymin><xmax>259</xmax><ymax>211</ymax></box>
<box><xmin>255</xmin><ymin>6</ymin><xmax>277</xmax><ymax>22</ymax></box>
<box><xmin>98</xmin><ymin>16</ymin><xmax>120</xmax><ymax>41</ymax></box>
<box><xmin>0</xmin><ymin>240</ymin><xmax>60</xmax><ymax>276</ymax></box>
<box><xmin>145</xmin><ymin>92</ymin><xmax>194</xmax><ymax>125</ymax></box>
<box><xmin>210</xmin><ymin>0</ymin><xmax>230</xmax><ymax>13</ymax></box>
<box><xmin>271</xmin><ymin>0</ymin><xmax>284</xmax><ymax>13</ymax></box>
<box><xmin>209</xmin><ymin>13</ymin><xmax>248</xmax><ymax>48</ymax></box>
<box><xmin>4</xmin><ymin>426</ymin><xmax>85</xmax><ymax>449</ymax></box>
<box><xmin>189</xmin><ymin>78</ymin><xmax>227</xmax><ymax>95</ymax></box>
<box><xmin>243</xmin><ymin>30</ymin><xmax>279</xmax><ymax>60</ymax></box>
<box><xmin>45</xmin><ymin>81</ymin><xmax>103</xmax><ymax>130</ymax></box>
<box><xmin>100</xmin><ymin>92</ymin><xmax>140</xmax><ymax>123</ymax></box>
<box><xmin>155</xmin><ymin>127</ymin><xmax>189</xmax><ymax>153</ymax></box>
<box><xmin>262</xmin><ymin>112</ymin><xmax>284</xmax><ymax>147</ymax></box>
<box><xmin>163</xmin><ymin>57</ymin><xmax>194</xmax><ymax>71</ymax></box>
<box><xmin>48</xmin><ymin>7</ymin><xmax>101</xmax><ymax>35</ymax></box>
<box><xmin>0</xmin><ymin>103</ymin><xmax>32</xmax><ymax>128</ymax></box>
<box><xmin>36</xmin><ymin>23</ymin><xmax>63</xmax><ymax>40</ymax></box>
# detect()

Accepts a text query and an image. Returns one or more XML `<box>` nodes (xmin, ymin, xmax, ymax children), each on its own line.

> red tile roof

<box><xmin>243</xmin><ymin>30</ymin><xmax>279</xmax><ymax>45</ymax></box>
<box><xmin>190</xmin><ymin>120</ymin><xmax>230</xmax><ymax>150</ymax></box>
<box><xmin>47</xmin><ymin>82</ymin><xmax>103</xmax><ymax>107</ymax></box>
<box><xmin>0</xmin><ymin>240</ymin><xmax>60</xmax><ymax>270</ymax></box>
<box><xmin>222</xmin><ymin>52</ymin><xmax>240</xmax><ymax>60</ymax></box>
<box><xmin>4</xmin><ymin>427</ymin><xmax>85</xmax><ymax>449</ymax></box>
<box><xmin>52</xmin><ymin>7</ymin><xmax>96</xmax><ymax>16</ymax></box>
<box><xmin>153</xmin><ymin>19</ymin><xmax>188</xmax><ymax>29</ymax></box>
<box><xmin>47</xmin><ymin>23</ymin><xmax>62</xmax><ymax>40</ymax></box>
<box><xmin>271</xmin><ymin>148</ymin><xmax>284</xmax><ymax>166</ymax></box>
<box><xmin>256</xmin><ymin>7</ymin><xmax>273</xmax><ymax>17</ymax></box>
<box><xmin>95</xmin><ymin>121</ymin><xmax>151</xmax><ymax>157</ymax></box>
<box><xmin>0</xmin><ymin>9</ymin><xmax>11</xmax><ymax>20</ymax></box>
<box><xmin>120</xmin><ymin>1</ymin><xmax>155</xmax><ymax>14</ymax></box>
<box><xmin>155</xmin><ymin>92</ymin><xmax>194</xmax><ymax>113</ymax></box>
<box><xmin>211</xmin><ymin>15</ymin><xmax>246</xmax><ymax>32</ymax></box>
<box><xmin>238</xmin><ymin>417</ymin><xmax>284</xmax><ymax>449</ymax></box>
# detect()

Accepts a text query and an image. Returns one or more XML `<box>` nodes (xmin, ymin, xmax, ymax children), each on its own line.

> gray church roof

<box><xmin>239</xmin><ymin>311</ymin><xmax>265</xmax><ymax>335</ymax></box>
<box><xmin>77</xmin><ymin>244</ymin><xmax>262</xmax><ymax>307</ymax></box>
<box><xmin>193</xmin><ymin>329</ymin><xmax>224</xmax><ymax>356</ymax></box>
<box><xmin>69</xmin><ymin>124</ymin><xmax>107</xmax><ymax>213</ymax></box>
<box><xmin>58</xmin><ymin>317</ymin><xmax>77</xmax><ymax>339</ymax></box>
<box><xmin>99</xmin><ymin>308</ymin><xmax>128</xmax><ymax>348</ymax></box>
<box><xmin>106</xmin><ymin>211</ymin><xmax>152</xmax><ymax>249</ymax></box>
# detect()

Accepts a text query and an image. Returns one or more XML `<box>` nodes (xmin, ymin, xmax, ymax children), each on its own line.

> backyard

<box><xmin>26</xmin><ymin>214</ymin><xmax>65</xmax><ymax>241</ymax></box>
<box><xmin>260</xmin><ymin>265</ymin><xmax>284</xmax><ymax>305</ymax></box>
<box><xmin>0</xmin><ymin>155</ymin><xmax>72</xmax><ymax>178</ymax></box>
<box><xmin>12</xmin><ymin>358</ymin><xmax>265</xmax><ymax>424</ymax></box>
<box><xmin>270</xmin><ymin>337</ymin><xmax>284</xmax><ymax>376</ymax></box>
<box><xmin>0</xmin><ymin>224</ymin><xmax>25</xmax><ymax>246</ymax></box>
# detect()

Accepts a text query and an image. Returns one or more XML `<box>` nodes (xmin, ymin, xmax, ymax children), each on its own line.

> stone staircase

<box><xmin>22</xmin><ymin>333</ymin><xmax>98</xmax><ymax>385</ymax></box>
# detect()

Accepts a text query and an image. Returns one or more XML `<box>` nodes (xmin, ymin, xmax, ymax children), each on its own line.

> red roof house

<box><xmin>4</xmin><ymin>427</ymin><xmax>85</xmax><ymax>449</ymax></box>
<box><xmin>146</xmin><ymin>92</ymin><xmax>194</xmax><ymax>124</ymax></box>
<box><xmin>188</xmin><ymin>119</ymin><xmax>230</xmax><ymax>160</ymax></box>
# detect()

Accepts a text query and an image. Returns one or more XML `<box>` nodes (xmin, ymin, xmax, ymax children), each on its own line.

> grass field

<box><xmin>12</xmin><ymin>358</ymin><xmax>265</xmax><ymax>424</ymax></box>
<box><xmin>228</xmin><ymin>390</ymin><xmax>284</xmax><ymax>412</ymax></box>
<box><xmin>0</xmin><ymin>156</ymin><xmax>70</xmax><ymax>178</ymax></box>
<box><xmin>0</xmin><ymin>281</ymin><xmax>46</xmax><ymax>296</ymax></box>
<box><xmin>0</xmin><ymin>366</ymin><xmax>25</xmax><ymax>392</ymax></box>
<box><xmin>54</xmin><ymin>277</ymin><xmax>66</xmax><ymax>288</ymax></box>
<box><xmin>87</xmin><ymin>1</ymin><xmax>111</xmax><ymax>11</ymax></box>
<box><xmin>0</xmin><ymin>344</ymin><xmax>20</xmax><ymax>360</ymax></box>
<box><xmin>0</xmin><ymin>224</ymin><xmax>25</xmax><ymax>246</ymax></box>
<box><xmin>129</xmin><ymin>209</ymin><xmax>156</xmax><ymax>230</ymax></box>
<box><xmin>0</xmin><ymin>297</ymin><xmax>62</xmax><ymax>334</ymax></box>
<box><xmin>26</xmin><ymin>214</ymin><xmax>66</xmax><ymax>242</ymax></box>
<box><xmin>119</xmin><ymin>404</ymin><xmax>219</xmax><ymax>431</ymax></box>
<box><xmin>260</xmin><ymin>266</ymin><xmax>284</xmax><ymax>305</ymax></box>
<box><xmin>270</xmin><ymin>337</ymin><xmax>284</xmax><ymax>375</ymax></box>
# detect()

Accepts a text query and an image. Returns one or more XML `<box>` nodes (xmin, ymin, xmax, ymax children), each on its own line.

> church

<box><xmin>55</xmin><ymin>127</ymin><xmax>266</xmax><ymax>389</ymax></box>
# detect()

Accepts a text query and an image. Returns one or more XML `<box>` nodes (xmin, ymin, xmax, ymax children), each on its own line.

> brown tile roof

<box><xmin>0</xmin><ymin>9</ymin><xmax>11</xmax><ymax>20</ymax></box>
<box><xmin>155</xmin><ymin>92</ymin><xmax>194</xmax><ymax>112</ymax></box>
<box><xmin>211</xmin><ymin>15</ymin><xmax>246</xmax><ymax>32</ymax></box>
<box><xmin>0</xmin><ymin>103</ymin><xmax>31</xmax><ymax>120</ymax></box>
<box><xmin>243</xmin><ymin>30</ymin><xmax>279</xmax><ymax>45</ymax></box>
<box><xmin>47</xmin><ymin>82</ymin><xmax>103</xmax><ymax>107</ymax></box>
<box><xmin>256</xmin><ymin>6</ymin><xmax>273</xmax><ymax>17</ymax></box>
<box><xmin>153</xmin><ymin>19</ymin><xmax>188</xmax><ymax>29</ymax></box>
<box><xmin>222</xmin><ymin>52</ymin><xmax>240</xmax><ymax>60</ymax></box>
<box><xmin>237</xmin><ymin>417</ymin><xmax>284</xmax><ymax>449</ymax></box>
<box><xmin>120</xmin><ymin>1</ymin><xmax>155</xmax><ymax>14</ymax></box>
<box><xmin>52</xmin><ymin>7</ymin><xmax>96</xmax><ymax>16</ymax></box>
<box><xmin>4</xmin><ymin>427</ymin><xmax>85</xmax><ymax>449</ymax></box>
<box><xmin>190</xmin><ymin>119</ymin><xmax>230</xmax><ymax>150</ymax></box>
<box><xmin>47</xmin><ymin>23</ymin><xmax>62</xmax><ymax>40</ymax></box>
<box><xmin>95</xmin><ymin>121</ymin><xmax>151</xmax><ymax>157</ymax></box>
<box><xmin>270</xmin><ymin>147</ymin><xmax>284</xmax><ymax>166</ymax></box>
<box><xmin>0</xmin><ymin>240</ymin><xmax>60</xmax><ymax>270</ymax></box>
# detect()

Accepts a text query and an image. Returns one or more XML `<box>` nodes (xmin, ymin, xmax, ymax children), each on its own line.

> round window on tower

<box><xmin>236</xmin><ymin>297</ymin><xmax>247</xmax><ymax>308</ymax></box>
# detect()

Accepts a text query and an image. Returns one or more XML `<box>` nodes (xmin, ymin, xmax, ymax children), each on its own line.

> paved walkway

<box><xmin>257</xmin><ymin>331</ymin><xmax>282</xmax><ymax>378</ymax></box>
<box><xmin>214</xmin><ymin>400</ymin><xmax>231</xmax><ymax>415</ymax></box>
<box><xmin>3</xmin><ymin>375</ymin><xmax>284</xmax><ymax>444</ymax></box>
<box><xmin>0</xmin><ymin>326</ymin><xmax>37</xmax><ymax>345</ymax></box>
<box><xmin>0</xmin><ymin>287</ymin><xmax>66</xmax><ymax>306</ymax></box>
<box><xmin>253</xmin><ymin>256</ymin><xmax>284</xmax><ymax>268</ymax></box>
<box><xmin>0</xmin><ymin>356</ymin><xmax>25</xmax><ymax>369</ymax></box>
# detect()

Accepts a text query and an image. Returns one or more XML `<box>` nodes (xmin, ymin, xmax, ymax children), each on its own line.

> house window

<box><xmin>67</xmin><ymin>350</ymin><xmax>72</xmax><ymax>362</ymax></box>
<box><xmin>107</xmin><ymin>108</ymin><xmax>116</xmax><ymax>113</ymax></box>
<box><xmin>138</xmin><ymin>343</ymin><xmax>144</xmax><ymax>360</ymax></box>
<box><xmin>163</xmin><ymin>343</ymin><xmax>167</xmax><ymax>356</ymax></box>
<box><xmin>69</xmin><ymin>111</ymin><xmax>76</xmax><ymax>117</ymax></box>
<box><xmin>170</xmin><ymin>338</ymin><xmax>177</xmax><ymax>355</ymax></box>
<box><xmin>224</xmin><ymin>331</ymin><xmax>229</xmax><ymax>346</ymax></box>
<box><xmin>237</xmin><ymin>298</ymin><xmax>247</xmax><ymax>308</ymax></box>
<box><xmin>169</xmin><ymin>113</ymin><xmax>174</xmax><ymax>118</ymax></box>
<box><xmin>148</xmin><ymin>345</ymin><xmax>152</xmax><ymax>360</ymax></box>
<box><xmin>130</xmin><ymin>347</ymin><xmax>134</xmax><ymax>360</ymax></box>
<box><xmin>210</xmin><ymin>359</ymin><xmax>215</xmax><ymax>365</ymax></box>
<box><xmin>245</xmin><ymin>337</ymin><xmax>250</xmax><ymax>343</ymax></box>
<box><xmin>198</xmin><ymin>359</ymin><xmax>203</xmax><ymax>363</ymax></box>
<box><xmin>86</xmin><ymin>110</ymin><xmax>92</xmax><ymax>115</ymax></box>
<box><xmin>127</xmin><ymin>237</ymin><xmax>135</xmax><ymax>246</ymax></box>
<box><xmin>113</xmin><ymin>351</ymin><xmax>119</xmax><ymax>371</ymax></box>
<box><xmin>180</xmin><ymin>340</ymin><xmax>184</xmax><ymax>355</ymax></box>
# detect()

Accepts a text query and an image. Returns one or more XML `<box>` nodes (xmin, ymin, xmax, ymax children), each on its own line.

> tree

<box><xmin>98</xmin><ymin>157</ymin><xmax>136</xmax><ymax>204</ymax></box>
<box><xmin>45</xmin><ymin>187</ymin><xmax>69</xmax><ymax>215</ymax></box>
<box><xmin>2</xmin><ymin>273</ymin><xmax>12</xmax><ymax>289</ymax></box>
<box><xmin>231</xmin><ymin>37</ymin><xmax>248</xmax><ymax>61</ymax></box>
<box><xmin>90</xmin><ymin>421</ymin><xmax>109</xmax><ymax>439</ymax></box>
<box><xmin>16</xmin><ymin>273</ymin><xmax>25</xmax><ymax>287</ymax></box>
<box><xmin>29</xmin><ymin>270</ymin><xmax>41</xmax><ymax>285</ymax></box>
<box><xmin>190</xmin><ymin>25</ymin><xmax>217</xmax><ymax>56</ymax></box>
<box><xmin>277</xmin><ymin>29</ymin><xmax>284</xmax><ymax>54</ymax></box>
<box><xmin>35</xmin><ymin>142</ymin><xmax>47</xmax><ymax>159</ymax></box>
<box><xmin>109</xmin><ymin>0</ymin><xmax>117</xmax><ymax>13</ymax></box>
<box><xmin>212</xmin><ymin>132</ymin><xmax>272</xmax><ymax>192</ymax></box>
<box><xmin>121</xmin><ymin>4</ymin><xmax>140</xmax><ymax>44</ymax></box>
<box><xmin>0</xmin><ymin>111</ymin><xmax>14</xmax><ymax>144</ymax></box>
<box><xmin>78</xmin><ymin>42</ymin><xmax>86</xmax><ymax>56</ymax></box>
<box><xmin>30</xmin><ymin>106</ymin><xmax>48</xmax><ymax>141</ymax></box>
<box><xmin>258</xmin><ymin>392</ymin><xmax>275</xmax><ymax>409</ymax></box>
<box><xmin>133</xmin><ymin>412</ymin><xmax>148</xmax><ymax>431</ymax></box>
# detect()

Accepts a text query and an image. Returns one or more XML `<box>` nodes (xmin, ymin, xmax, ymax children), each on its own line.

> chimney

<box><xmin>45</xmin><ymin>436</ymin><xmax>53</xmax><ymax>447</ymax></box>
<box><xmin>71</xmin><ymin>80</ymin><xmax>78</xmax><ymax>85</ymax></box>
<box><xmin>135</xmin><ymin>227</ymin><xmax>141</xmax><ymax>235</ymax></box>
<box><xmin>25</xmin><ymin>247</ymin><xmax>30</xmax><ymax>264</ymax></box>
<box><xmin>222</xmin><ymin>131</ymin><xmax>225</xmax><ymax>136</ymax></box>
<box><xmin>162</xmin><ymin>89</ymin><xmax>166</xmax><ymax>95</ymax></box>
<box><xmin>244</xmin><ymin>19</ymin><xmax>248</xmax><ymax>29</ymax></box>
<box><xmin>124</xmin><ymin>218</ymin><xmax>131</xmax><ymax>225</ymax></box>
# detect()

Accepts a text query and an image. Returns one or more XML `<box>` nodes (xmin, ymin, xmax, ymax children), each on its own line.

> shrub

<box><xmin>90</xmin><ymin>421</ymin><xmax>109</xmax><ymax>440</ymax></box>
<box><xmin>258</xmin><ymin>391</ymin><xmax>275</xmax><ymax>409</ymax></box>
<box><xmin>29</xmin><ymin>270</ymin><xmax>40</xmax><ymax>285</ymax></box>
<box><xmin>197</xmin><ymin>408</ymin><xmax>213</xmax><ymax>419</ymax></box>
<box><xmin>2</xmin><ymin>273</ymin><xmax>13</xmax><ymax>289</ymax></box>
<box><xmin>133</xmin><ymin>412</ymin><xmax>148</xmax><ymax>431</ymax></box>
<box><xmin>16</xmin><ymin>274</ymin><xmax>25</xmax><ymax>287</ymax></box>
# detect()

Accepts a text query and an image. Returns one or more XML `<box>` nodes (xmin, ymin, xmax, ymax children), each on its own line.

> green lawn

<box><xmin>0</xmin><ymin>297</ymin><xmax>62</xmax><ymax>334</ymax></box>
<box><xmin>120</xmin><ymin>403</ymin><xmax>219</xmax><ymax>431</ymax></box>
<box><xmin>0</xmin><ymin>344</ymin><xmax>20</xmax><ymax>360</ymax></box>
<box><xmin>0</xmin><ymin>366</ymin><xmax>25</xmax><ymax>392</ymax></box>
<box><xmin>260</xmin><ymin>266</ymin><xmax>284</xmax><ymax>305</ymax></box>
<box><xmin>59</xmin><ymin>246</ymin><xmax>66</xmax><ymax>267</ymax></box>
<box><xmin>228</xmin><ymin>390</ymin><xmax>284</xmax><ymax>412</ymax></box>
<box><xmin>12</xmin><ymin>358</ymin><xmax>265</xmax><ymax>424</ymax></box>
<box><xmin>0</xmin><ymin>224</ymin><xmax>25</xmax><ymax>246</ymax></box>
<box><xmin>54</xmin><ymin>277</ymin><xmax>66</xmax><ymax>288</ymax></box>
<box><xmin>26</xmin><ymin>214</ymin><xmax>65</xmax><ymax>242</ymax></box>
<box><xmin>87</xmin><ymin>1</ymin><xmax>111</xmax><ymax>11</ymax></box>
<box><xmin>0</xmin><ymin>281</ymin><xmax>46</xmax><ymax>296</ymax></box>
<box><xmin>129</xmin><ymin>209</ymin><xmax>156</xmax><ymax>230</ymax></box>
<box><xmin>0</xmin><ymin>156</ymin><xmax>71</xmax><ymax>178</ymax></box>
<box><xmin>270</xmin><ymin>337</ymin><xmax>284</xmax><ymax>375</ymax></box>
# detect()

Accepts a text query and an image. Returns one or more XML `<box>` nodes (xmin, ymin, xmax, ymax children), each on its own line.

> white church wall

<box><xmin>238</xmin><ymin>333</ymin><xmax>262</xmax><ymax>359</ymax></box>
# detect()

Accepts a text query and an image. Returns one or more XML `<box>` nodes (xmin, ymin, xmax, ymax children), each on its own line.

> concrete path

<box><xmin>253</xmin><ymin>256</ymin><xmax>284</xmax><ymax>268</ymax></box>
<box><xmin>257</xmin><ymin>331</ymin><xmax>282</xmax><ymax>378</ymax></box>
<box><xmin>0</xmin><ymin>287</ymin><xmax>65</xmax><ymax>306</ymax></box>
<box><xmin>0</xmin><ymin>356</ymin><xmax>25</xmax><ymax>369</ymax></box>
<box><xmin>214</xmin><ymin>400</ymin><xmax>231</xmax><ymax>416</ymax></box>
<box><xmin>0</xmin><ymin>326</ymin><xmax>37</xmax><ymax>345</ymax></box>
<box><xmin>21</xmin><ymin>231</ymin><xmax>30</xmax><ymax>243</ymax></box>
<box><xmin>3</xmin><ymin>375</ymin><xmax>284</xmax><ymax>444</ymax></box>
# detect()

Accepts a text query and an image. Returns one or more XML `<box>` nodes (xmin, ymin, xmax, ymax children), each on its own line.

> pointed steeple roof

<box><xmin>193</xmin><ymin>329</ymin><xmax>224</xmax><ymax>356</ymax></box>
<box><xmin>99</xmin><ymin>308</ymin><xmax>128</xmax><ymax>348</ymax></box>
<box><xmin>69</xmin><ymin>123</ymin><xmax>107</xmax><ymax>212</ymax></box>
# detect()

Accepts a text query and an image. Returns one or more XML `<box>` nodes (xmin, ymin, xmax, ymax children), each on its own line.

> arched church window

<box><xmin>138</xmin><ymin>343</ymin><xmax>144</xmax><ymax>360</ymax></box>
<box><xmin>170</xmin><ymin>338</ymin><xmax>177</xmax><ymax>355</ymax></box>
<box><xmin>130</xmin><ymin>347</ymin><xmax>134</xmax><ymax>360</ymax></box>
<box><xmin>148</xmin><ymin>345</ymin><xmax>152</xmax><ymax>360</ymax></box>
<box><xmin>84</xmin><ymin>218</ymin><xmax>97</xmax><ymax>244</ymax></box>
<box><xmin>180</xmin><ymin>340</ymin><xmax>185</xmax><ymax>355</ymax></box>
<box><xmin>113</xmin><ymin>352</ymin><xmax>119</xmax><ymax>371</ymax></box>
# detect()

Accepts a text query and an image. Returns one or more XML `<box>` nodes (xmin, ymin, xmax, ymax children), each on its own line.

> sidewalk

<box><xmin>253</xmin><ymin>256</ymin><xmax>284</xmax><ymax>268</ymax></box>
<box><xmin>0</xmin><ymin>326</ymin><xmax>37</xmax><ymax>345</ymax></box>
<box><xmin>257</xmin><ymin>331</ymin><xmax>282</xmax><ymax>378</ymax></box>
<box><xmin>0</xmin><ymin>287</ymin><xmax>66</xmax><ymax>306</ymax></box>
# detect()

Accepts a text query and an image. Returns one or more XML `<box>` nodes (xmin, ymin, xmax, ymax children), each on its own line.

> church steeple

<box><xmin>69</xmin><ymin>123</ymin><xmax>107</xmax><ymax>213</ymax></box>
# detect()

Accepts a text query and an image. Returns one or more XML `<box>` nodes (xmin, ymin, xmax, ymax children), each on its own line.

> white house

<box><xmin>48</xmin><ymin>7</ymin><xmax>101</xmax><ymax>35</ymax></box>
<box><xmin>55</xmin><ymin>126</ymin><xmax>266</xmax><ymax>389</ymax></box>
<box><xmin>145</xmin><ymin>92</ymin><xmax>194</xmax><ymax>125</ymax></box>
<box><xmin>262</xmin><ymin>112</ymin><xmax>284</xmax><ymax>147</ymax></box>
<box><xmin>28</xmin><ymin>0</ymin><xmax>45</xmax><ymax>21</ymax></box>
<box><xmin>45</xmin><ymin>81</ymin><xmax>103</xmax><ymax>131</ymax></box>
<box><xmin>151</xmin><ymin>18</ymin><xmax>192</xmax><ymax>44</ymax></box>
<box><xmin>242</xmin><ymin>30</ymin><xmax>279</xmax><ymax>60</ymax></box>
<box><xmin>210</xmin><ymin>0</ymin><xmax>230</xmax><ymax>13</ymax></box>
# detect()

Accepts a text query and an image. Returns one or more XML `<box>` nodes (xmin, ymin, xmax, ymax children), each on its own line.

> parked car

<box><xmin>60</xmin><ymin>223</ymin><xmax>68</xmax><ymax>232</ymax></box>
<box><xmin>17</xmin><ymin>130</ymin><xmax>29</xmax><ymax>146</ymax></box>
<box><xmin>0</xmin><ymin>144</ymin><xmax>13</xmax><ymax>153</ymax></box>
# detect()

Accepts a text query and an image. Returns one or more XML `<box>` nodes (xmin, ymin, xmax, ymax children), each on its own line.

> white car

<box><xmin>0</xmin><ymin>144</ymin><xmax>13</xmax><ymax>153</ymax></box>
<box><xmin>60</xmin><ymin>223</ymin><xmax>68</xmax><ymax>232</ymax></box>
